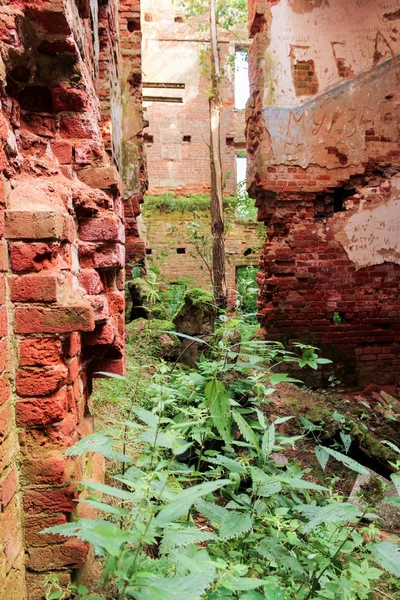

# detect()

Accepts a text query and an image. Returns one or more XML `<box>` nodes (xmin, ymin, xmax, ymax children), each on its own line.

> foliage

<box><xmin>44</xmin><ymin>300</ymin><xmax>400</xmax><ymax>600</ymax></box>
<box><xmin>143</xmin><ymin>194</ymin><xmax>237</xmax><ymax>215</ymax></box>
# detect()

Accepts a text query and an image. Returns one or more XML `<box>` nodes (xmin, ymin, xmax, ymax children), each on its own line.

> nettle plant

<box><xmin>44</xmin><ymin>316</ymin><xmax>400</xmax><ymax>600</ymax></box>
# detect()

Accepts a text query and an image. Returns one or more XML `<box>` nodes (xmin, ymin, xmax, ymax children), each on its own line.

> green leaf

<box><xmin>315</xmin><ymin>446</ymin><xmax>329</xmax><ymax>471</ymax></box>
<box><xmin>221</xmin><ymin>577</ymin><xmax>267</xmax><ymax>592</ymax></box>
<box><xmin>132</xmin><ymin>572</ymin><xmax>216</xmax><ymax>600</ymax></box>
<box><xmin>219</xmin><ymin>511</ymin><xmax>252</xmax><ymax>540</ymax></box>
<box><xmin>277</xmin><ymin>476</ymin><xmax>327</xmax><ymax>491</ymax></box>
<box><xmin>261</xmin><ymin>424</ymin><xmax>275</xmax><ymax>456</ymax></box>
<box><xmin>207</xmin><ymin>454</ymin><xmax>247</xmax><ymax>474</ymax></box>
<box><xmin>94</xmin><ymin>371</ymin><xmax>125</xmax><ymax>379</ymax></box>
<box><xmin>269</xmin><ymin>373</ymin><xmax>301</xmax><ymax>386</ymax></box>
<box><xmin>371</xmin><ymin>542</ymin><xmax>400</xmax><ymax>577</ymax></box>
<box><xmin>232</xmin><ymin>411</ymin><xmax>259</xmax><ymax>449</ymax></box>
<box><xmin>78</xmin><ymin>480</ymin><xmax>134</xmax><ymax>500</ymax></box>
<box><xmin>80</xmin><ymin>498</ymin><xmax>129</xmax><ymax>517</ymax></box>
<box><xmin>382</xmin><ymin>440</ymin><xmax>400</xmax><ymax>454</ymax></box>
<box><xmin>273</xmin><ymin>416</ymin><xmax>294</xmax><ymax>425</ymax></box>
<box><xmin>321</xmin><ymin>447</ymin><xmax>369</xmax><ymax>475</ymax></box>
<box><xmin>195</xmin><ymin>498</ymin><xmax>230</xmax><ymax>525</ymax></box>
<box><xmin>42</xmin><ymin>519</ymin><xmax>131</xmax><ymax>556</ymax></box>
<box><xmin>340</xmin><ymin>432</ymin><xmax>352</xmax><ymax>454</ymax></box>
<box><xmin>297</xmin><ymin>502</ymin><xmax>362</xmax><ymax>532</ymax></box>
<box><xmin>205</xmin><ymin>380</ymin><xmax>232</xmax><ymax>442</ymax></box>
<box><xmin>157</xmin><ymin>479</ymin><xmax>230</xmax><ymax>524</ymax></box>
<box><xmin>391</xmin><ymin>472</ymin><xmax>400</xmax><ymax>495</ymax></box>
<box><xmin>65</xmin><ymin>433</ymin><xmax>131</xmax><ymax>463</ymax></box>
<box><xmin>131</xmin><ymin>407</ymin><xmax>158</xmax><ymax>428</ymax></box>
<box><xmin>48</xmin><ymin>593</ymin><xmax>63</xmax><ymax>600</ymax></box>
<box><xmin>160</xmin><ymin>526</ymin><xmax>216</xmax><ymax>554</ymax></box>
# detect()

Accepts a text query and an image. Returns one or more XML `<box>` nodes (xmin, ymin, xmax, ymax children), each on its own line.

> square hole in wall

<box><xmin>176</xmin><ymin>248</ymin><xmax>186</xmax><ymax>254</ymax></box>
<box><xmin>144</xmin><ymin>134</ymin><xmax>154</xmax><ymax>144</ymax></box>
<box><xmin>127</xmin><ymin>18</ymin><xmax>140</xmax><ymax>32</ymax></box>
<box><xmin>174</xmin><ymin>15</ymin><xmax>184</xmax><ymax>22</ymax></box>
<box><xmin>146</xmin><ymin>248</ymin><xmax>153</xmax><ymax>255</ymax></box>
<box><xmin>182</xmin><ymin>135</ymin><xmax>191</xmax><ymax>143</ymax></box>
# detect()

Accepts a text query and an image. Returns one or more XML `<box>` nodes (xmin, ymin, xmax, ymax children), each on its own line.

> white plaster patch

<box><xmin>340</xmin><ymin>198</ymin><xmax>400</xmax><ymax>269</ymax></box>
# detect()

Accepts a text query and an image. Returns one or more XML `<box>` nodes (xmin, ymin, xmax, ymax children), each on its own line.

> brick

<box><xmin>9</xmin><ymin>273</ymin><xmax>59</xmax><ymax>302</ymax></box>
<box><xmin>60</xmin><ymin>116</ymin><xmax>97</xmax><ymax>139</ymax></box>
<box><xmin>77</xmin><ymin>166</ymin><xmax>122</xmax><ymax>196</ymax></box>
<box><xmin>0</xmin><ymin>466</ymin><xmax>18</xmax><ymax>509</ymax></box>
<box><xmin>0</xmin><ymin>240</ymin><xmax>7</xmax><ymax>271</ymax></box>
<box><xmin>78</xmin><ymin>215</ymin><xmax>124</xmax><ymax>242</ymax></box>
<box><xmin>0</xmin><ymin>340</ymin><xmax>7</xmax><ymax>372</ymax></box>
<box><xmin>0</xmin><ymin>374</ymin><xmax>10</xmax><ymax>405</ymax></box>
<box><xmin>15</xmin><ymin>305</ymin><xmax>95</xmax><ymax>334</ymax></box>
<box><xmin>23</xmin><ymin>487</ymin><xmax>76</xmax><ymax>515</ymax></box>
<box><xmin>51</xmin><ymin>140</ymin><xmax>73</xmax><ymax>164</ymax></box>
<box><xmin>84</xmin><ymin>319</ymin><xmax>115</xmax><ymax>346</ymax></box>
<box><xmin>91</xmin><ymin>357</ymin><xmax>125</xmax><ymax>377</ymax></box>
<box><xmin>16</xmin><ymin>388</ymin><xmax>68</xmax><ymax>425</ymax></box>
<box><xmin>21</xmin><ymin>454</ymin><xmax>70</xmax><ymax>486</ymax></box>
<box><xmin>79</xmin><ymin>242</ymin><xmax>124</xmax><ymax>269</ymax></box>
<box><xmin>51</xmin><ymin>86</ymin><xmax>87</xmax><ymax>112</ymax></box>
<box><xmin>10</xmin><ymin>241</ymin><xmax>59</xmax><ymax>273</ymax></box>
<box><xmin>26</xmin><ymin>539</ymin><xmax>88</xmax><ymax>572</ymax></box>
<box><xmin>0</xmin><ymin>274</ymin><xmax>5</xmax><ymax>304</ymax></box>
<box><xmin>65</xmin><ymin>332</ymin><xmax>82</xmax><ymax>357</ymax></box>
<box><xmin>0</xmin><ymin>307</ymin><xmax>7</xmax><ymax>337</ymax></box>
<box><xmin>19</xmin><ymin>337</ymin><xmax>63</xmax><ymax>367</ymax></box>
<box><xmin>0</xmin><ymin>431</ymin><xmax>17</xmax><ymax>474</ymax></box>
<box><xmin>24</xmin><ymin>514</ymin><xmax>67</xmax><ymax>547</ymax></box>
<box><xmin>5</xmin><ymin>210</ymin><xmax>66</xmax><ymax>240</ymax></box>
<box><xmin>78</xmin><ymin>269</ymin><xmax>104</xmax><ymax>295</ymax></box>
<box><xmin>0</xmin><ymin>403</ymin><xmax>12</xmax><ymax>440</ymax></box>
<box><xmin>16</xmin><ymin>366</ymin><xmax>68</xmax><ymax>397</ymax></box>
<box><xmin>74</xmin><ymin>140</ymin><xmax>104</xmax><ymax>166</ymax></box>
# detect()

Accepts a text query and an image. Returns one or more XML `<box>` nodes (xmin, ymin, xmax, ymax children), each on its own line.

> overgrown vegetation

<box><xmin>44</xmin><ymin>271</ymin><xmax>400</xmax><ymax>600</ymax></box>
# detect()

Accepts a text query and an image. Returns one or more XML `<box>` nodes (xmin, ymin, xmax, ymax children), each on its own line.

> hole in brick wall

<box><xmin>334</xmin><ymin>188</ymin><xmax>356</xmax><ymax>213</ymax></box>
<box><xmin>9</xmin><ymin>65</ymin><xmax>30</xmax><ymax>83</ymax></box>
<box><xmin>146</xmin><ymin>248</ymin><xmax>153</xmax><ymax>255</ymax></box>
<box><xmin>176</xmin><ymin>248</ymin><xmax>186</xmax><ymax>254</ymax></box>
<box><xmin>226</xmin><ymin>136</ymin><xmax>234</xmax><ymax>146</ymax></box>
<box><xmin>174</xmin><ymin>15</ymin><xmax>184</xmax><ymax>22</ymax></box>
<box><xmin>182</xmin><ymin>135</ymin><xmax>191</xmax><ymax>143</ymax></box>
<box><xmin>243</xmin><ymin>248</ymin><xmax>253</xmax><ymax>256</ymax></box>
<box><xmin>144</xmin><ymin>134</ymin><xmax>154</xmax><ymax>144</ymax></box>
<box><xmin>17</xmin><ymin>86</ymin><xmax>52</xmax><ymax>112</ymax></box>
<box><xmin>144</xmin><ymin>12</ymin><xmax>153</xmax><ymax>21</ymax></box>
<box><xmin>292</xmin><ymin>59</ymin><xmax>319</xmax><ymax>96</ymax></box>
<box><xmin>127</xmin><ymin>18</ymin><xmax>141</xmax><ymax>32</ymax></box>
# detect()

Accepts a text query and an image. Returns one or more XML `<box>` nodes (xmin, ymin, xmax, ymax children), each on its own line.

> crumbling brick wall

<box><xmin>141</xmin><ymin>0</ymin><xmax>247</xmax><ymax>195</ymax></box>
<box><xmin>0</xmin><ymin>0</ymin><xmax>143</xmax><ymax>596</ymax></box>
<box><xmin>142</xmin><ymin>207</ymin><xmax>263</xmax><ymax>307</ymax></box>
<box><xmin>247</xmin><ymin>0</ymin><xmax>400</xmax><ymax>387</ymax></box>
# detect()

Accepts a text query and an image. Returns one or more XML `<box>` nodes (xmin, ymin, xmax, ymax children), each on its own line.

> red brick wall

<box><xmin>247</xmin><ymin>0</ymin><xmax>400</xmax><ymax>387</ymax></box>
<box><xmin>143</xmin><ymin>208</ymin><xmax>263</xmax><ymax>307</ymax></box>
<box><xmin>0</xmin><ymin>0</ymin><xmax>142</xmax><ymax>595</ymax></box>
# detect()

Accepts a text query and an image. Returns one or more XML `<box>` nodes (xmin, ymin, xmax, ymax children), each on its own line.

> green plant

<box><xmin>44</xmin><ymin>313</ymin><xmax>400</xmax><ymax>600</ymax></box>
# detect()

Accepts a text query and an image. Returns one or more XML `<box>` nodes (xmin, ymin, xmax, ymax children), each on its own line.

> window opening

<box><xmin>234</xmin><ymin>49</ymin><xmax>249</xmax><ymax>110</ymax></box>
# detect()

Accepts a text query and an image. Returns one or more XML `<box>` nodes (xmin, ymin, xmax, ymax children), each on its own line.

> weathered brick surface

<box><xmin>0</xmin><ymin>0</ymin><xmax>144</xmax><ymax>593</ymax></box>
<box><xmin>247</xmin><ymin>0</ymin><xmax>400</xmax><ymax>387</ymax></box>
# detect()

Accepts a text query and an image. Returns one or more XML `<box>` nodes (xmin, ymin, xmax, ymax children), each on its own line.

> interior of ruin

<box><xmin>0</xmin><ymin>0</ymin><xmax>399</xmax><ymax>597</ymax></box>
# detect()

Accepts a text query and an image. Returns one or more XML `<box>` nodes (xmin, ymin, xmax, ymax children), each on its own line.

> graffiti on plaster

<box><xmin>335</xmin><ymin>198</ymin><xmax>400</xmax><ymax>269</ymax></box>
<box><xmin>263</xmin><ymin>55</ymin><xmax>397</xmax><ymax>167</ymax></box>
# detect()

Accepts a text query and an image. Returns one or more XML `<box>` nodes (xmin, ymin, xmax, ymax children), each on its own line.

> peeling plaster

<box><xmin>334</xmin><ymin>190</ymin><xmax>400</xmax><ymax>270</ymax></box>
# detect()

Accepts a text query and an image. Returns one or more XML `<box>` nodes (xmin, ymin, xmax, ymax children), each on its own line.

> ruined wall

<box><xmin>247</xmin><ymin>0</ymin><xmax>400</xmax><ymax>386</ymax></box>
<box><xmin>0</xmin><ymin>0</ymin><xmax>142</xmax><ymax>596</ymax></box>
<box><xmin>142</xmin><ymin>207</ymin><xmax>263</xmax><ymax>306</ymax></box>
<box><xmin>141</xmin><ymin>0</ymin><xmax>247</xmax><ymax>195</ymax></box>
